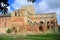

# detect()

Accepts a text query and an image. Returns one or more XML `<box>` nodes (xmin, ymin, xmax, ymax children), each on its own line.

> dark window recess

<box><xmin>47</xmin><ymin>25</ymin><xmax>49</xmax><ymax>29</ymax></box>
<box><xmin>15</xmin><ymin>12</ymin><xmax>17</xmax><ymax>16</ymax></box>
<box><xmin>47</xmin><ymin>22</ymin><xmax>49</xmax><ymax>23</ymax></box>
<box><xmin>40</xmin><ymin>21</ymin><xmax>44</xmax><ymax>24</ymax></box>
<box><xmin>13</xmin><ymin>27</ymin><xmax>15</xmax><ymax>29</ymax></box>
<box><xmin>51</xmin><ymin>22</ymin><xmax>53</xmax><ymax>24</ymax></box>
<box><xmin>39</xmin><ymin>26</ymin><xmax>42</xmax><ymax>31</ymax></box>
<box><xmin>47</xmin><ymin>21</ymin><xmax>49</xmax><ymax>29</ymax></box>
<box><xmin>28</xmin><ymin>20</ymin><xmax>29</xmax><ymax>23</ymax></box>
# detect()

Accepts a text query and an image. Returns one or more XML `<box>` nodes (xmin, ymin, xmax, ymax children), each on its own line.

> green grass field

<box><xmin>0</xmin><ymin>33</ymin><xmax>60</xmax><ymax>40</ymax></box>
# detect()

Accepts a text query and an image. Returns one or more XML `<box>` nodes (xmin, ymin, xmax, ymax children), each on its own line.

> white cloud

<box><xmin>11</xmin><ymin>0</ymin><xmax>50</xmax><ymax>13</ymax></box>
<box><xmin>38</xmin><ymin>1</ymin><xmax>49</xmax><ymax>12</ymax></box>
<box><xmin>12</xmin><ymin>0</ymin><xmax>34</xmax><ymax>10</ymax></box>
<box><xmin>42</xmin><ymin>0</ymin><xmax>60</xmax><ymax>23</ymax></box>
<box><xmin>33</xmin><ymin>0</ymin><xmax>50</xmax><ymax>13</ymax></box>
<box><xmin>34</xmin><ymin>1</ymin><xmax>48</xmax><ymax>13</ymax></box>
<box><xmin>10</xmin><ymin>0</ymin><xmax>60</xmax><ymax>13</ymax></box>
<box><xmin>56</xmin><ymin>8</ymin><xmax>60</xmax><ymax>15</ymax></box>
<box><xmin>56</xmin><ymin>9</ymin><xmax>60</xmax><ymax>25</ymax></box>
<box><xmin>43</xmin><ymin>0</ymin><xmax>60</xmax><ymax>8</ymax></box>
<box><xmin>9</xmin><ymin>0</ymin><xmax>60</xmax><ymax>25</ymax></box>
<box><xmin>7</xmin><ymin>6</ymin><xmax>13</xmax><ymax>13</ymax></box>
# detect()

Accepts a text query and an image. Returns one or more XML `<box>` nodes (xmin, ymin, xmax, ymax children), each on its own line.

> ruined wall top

<box><xmin>20</xmin><ymin>5</ymin><xmax>35</xmax><ymax>15</ymax></box>
<box><xmin>11</xmin><ymin>5</ymin><xmax>35</xmax><ymax>17</ymax></box>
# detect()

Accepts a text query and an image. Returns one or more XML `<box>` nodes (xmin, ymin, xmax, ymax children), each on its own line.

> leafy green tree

<box><xmin>0</xmin><ymin>0</ymin><xmax>9</xmax><ymax>15</ymax></box>
<box><xmin>58</xmin><ymin>25</ymin><xmax>60</xmax><ymax>30</ymax></box>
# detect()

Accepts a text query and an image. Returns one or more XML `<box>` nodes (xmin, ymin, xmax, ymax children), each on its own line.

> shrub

<box><xmin>6</xmin><ymin>28</ymin><xmax>11</xmax><ymax>33</ymax></box>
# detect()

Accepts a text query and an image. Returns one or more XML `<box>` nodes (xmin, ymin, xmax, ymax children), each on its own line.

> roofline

<box><xmin>35</xmin><ymin>12</ymin><xmax>56</xmax><ymax>15</ymax></box>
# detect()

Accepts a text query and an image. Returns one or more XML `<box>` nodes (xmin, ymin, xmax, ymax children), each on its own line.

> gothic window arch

<box><xmin>40</xmin><ymin>21</ymin><xmax>44</xmax><ymax>24</ymax></box>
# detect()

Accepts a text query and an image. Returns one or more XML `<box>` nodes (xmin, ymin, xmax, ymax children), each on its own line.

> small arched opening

<box><xmin>40</xmin><ymin>21</ymin><xmax>44</xmax><ymax>24</ymax></box>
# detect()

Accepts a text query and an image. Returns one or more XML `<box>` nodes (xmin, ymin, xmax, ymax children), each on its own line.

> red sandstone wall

<box><xmin>0</xmin><ymin>17</ymin><xmax>11</xmax><ymax>27</ymax></box>
<box><xmin>0</xmin><ymin>16</ymin><xmax>25</xmax><ymax>27</ymax></box>
<box><xmin>0</xmin><ymin>16</ymin><xmax>58</xmax><ymax>34</ymax></box>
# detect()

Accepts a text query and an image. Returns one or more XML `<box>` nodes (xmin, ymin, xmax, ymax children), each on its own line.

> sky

<box><xmin>8</xmin><ymin>0</ymin><xmax>60</xmax><ymax>25</ymax></box>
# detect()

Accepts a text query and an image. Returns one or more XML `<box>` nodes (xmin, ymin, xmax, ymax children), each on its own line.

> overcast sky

<box><xmin>8</xmin><ymin>0</ymin><xmax>60</xmax><ymax>25</ymax></box>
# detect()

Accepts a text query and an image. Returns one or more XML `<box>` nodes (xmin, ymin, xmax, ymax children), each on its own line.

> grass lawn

<box><xmin>0</xmin><ymin>33</ymin><xmax>60</xmax><ymax>40</ymax></box>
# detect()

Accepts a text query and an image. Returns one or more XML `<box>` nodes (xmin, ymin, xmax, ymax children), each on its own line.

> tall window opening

<box><xmin>39</xmin><ymin>26</ymin><xmax>42</xmax><ymax>31</ymax></box>
<box><xmin>39</xmin><ymin>21</ymin><xmax>44</xmax><ymax>31</ymax></box>
<box><xmin>47</xmin><ymin>21</ymin><xmax>49</xmax><ymax>29</ymax></box>
<box><xmin>15</xmin><ymin>12</ymin><xmax>17</xmax><ymax>16</ymax></box>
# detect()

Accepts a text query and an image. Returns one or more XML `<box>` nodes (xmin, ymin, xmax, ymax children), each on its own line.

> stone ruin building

<box><xmin>0</xmin><ymin>5</ymin><xmax>58</xmax><ymax>34</ymax></box>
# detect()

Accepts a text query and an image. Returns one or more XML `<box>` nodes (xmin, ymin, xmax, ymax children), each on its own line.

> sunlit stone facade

<box><xmin>0</xmin><ymin>5</ymin><xmax>58</xmax><ymax>34</ymax></box>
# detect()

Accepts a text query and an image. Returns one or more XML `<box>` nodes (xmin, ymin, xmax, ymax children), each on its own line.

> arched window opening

<box><xmin>40</xmin><ymin>21</ymin><xmax>44</xmax><ymax>25</ymax></box>
<box><xmin>40</xmin><ymin>21</ymin><xmax>44</xmax><ymax>24</ymax></box>
<box><xmin>51</xmin><ymin>21</ymin><xmax>53</xmax><ymax>24</ymax></box>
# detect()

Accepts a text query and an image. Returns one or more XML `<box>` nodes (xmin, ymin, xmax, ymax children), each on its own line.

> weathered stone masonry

<box><xmin>0</xmin><ymin>5</ymin><xmax>58</xmax><ymax>34</ymax></box>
